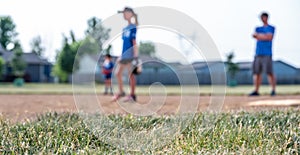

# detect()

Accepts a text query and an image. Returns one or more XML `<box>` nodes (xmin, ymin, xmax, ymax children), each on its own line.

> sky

<box><xmin>1</xmin><ymin>0</ymin><xmax>300</xmax><ymax>67</ymax></box>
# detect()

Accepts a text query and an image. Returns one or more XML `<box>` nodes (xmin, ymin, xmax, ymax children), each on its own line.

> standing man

<box><xmin>249</xmin><ymin>12</ymin><xmax>276</xmax><ymax>96</ymax></box>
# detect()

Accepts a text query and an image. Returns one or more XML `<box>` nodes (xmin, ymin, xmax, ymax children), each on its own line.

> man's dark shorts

<box><xmin>252</xmin><ymin>56</ymin><xmax>273</xmax><ymax>75</ymax></box>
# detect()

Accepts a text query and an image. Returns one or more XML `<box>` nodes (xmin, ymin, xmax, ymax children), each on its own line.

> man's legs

<box><xmin>249</xmin><ymin>56</ymin><xmax>261</xmax><ymax>96</ymax></box>
<box><xmin>267</xmin><ymin>73</ymin><xmax>276</xmax><ymax>95</ymax></box>
<box><xmin>253</xmin><ymin>74</ymin><xmax>262</xmax><ymax>93</ymax></box>
<box><xmin>266</xmin><ymin>56</ymin><xmax>276</xmax><ymax>95</ymax></box>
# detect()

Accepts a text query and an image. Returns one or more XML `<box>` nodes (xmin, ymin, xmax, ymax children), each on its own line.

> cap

<box><xmin>117</xmin><ymin>7</ymin><xmax>134</xmax><ymax>14</ymax></box>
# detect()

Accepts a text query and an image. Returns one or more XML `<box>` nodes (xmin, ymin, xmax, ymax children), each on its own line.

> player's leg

<box><xmin>267</xmin><ymin>74</ymin><xmax>276</xmax><ymax>95</ymax></box>
<box><xmin>103</xmin><ymin>74</ymin><xmax>110</xmax><ymax>94</ymax></box>
<box><xmin>115</xmin><ymin>62</ymin><xmax>125</xmax><ymax>93</ymax></box>
<box><xmin>265</xmin><ymin>56</ymin><xmax>276</xmax><ymax>95</ymax></box>
<box><xmin>107</xmin><ymin>76</ymin><xmax>113</xmax><ymax>94</ymax></box>
<box><xmin>129</xmin><ymin>72</ymin><xmax>136</xmax><ymax>96</ymax></box>
<box><xmin>124</xmin><ymin>63</ymin><xmax>137</xmax><ymax>101</ymax></box>
<box><xmin>112</xmin><ymin>61</ymin><xmax>126</xmax><ymax>100</ymax></box>
<box><xmin>104</xmin><ymin>78</ymin><xmax>108</xmax><ymax>95</ymax></box>
<box><xmin>253</xmin><ymin>74</ymin><xmax>262</xmax><ymax>92</ymax></box>
<box><xmin>249</xmin><ymin>57</ymin><xmax>262</xmax><ymax>96</ymax></box>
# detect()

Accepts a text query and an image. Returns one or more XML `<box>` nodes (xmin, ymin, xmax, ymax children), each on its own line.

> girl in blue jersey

<box><xmin>113</xmin><ymin>7</ymin><xmax>138</xmax><ymax>102</ymax></box>
<box><xmin>102</xmin><ymin>54</ymin><xmax>114</xmax><ymax>95</ymax></box>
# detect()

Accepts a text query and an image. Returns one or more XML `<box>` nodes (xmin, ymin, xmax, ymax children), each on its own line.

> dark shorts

<box><xmin>104</xmin><ymin>74</ymin><xmax>112</xmax><ymax>80</ymax></box>
<box><xmin>252</xmin><ymin>56</ymin><xmax>273</xmax><ymax>75</ymax></box>
<box><xmin>119</xmin><ymin>58</ymin><xmax>134</xmax><ymax>64</ymax></box>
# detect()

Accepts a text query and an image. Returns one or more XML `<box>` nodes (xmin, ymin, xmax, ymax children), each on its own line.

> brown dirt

<box><xmin>0</xmin><ymin>94</ymin><xmax>299</xmax><ymax>122</ymax></box>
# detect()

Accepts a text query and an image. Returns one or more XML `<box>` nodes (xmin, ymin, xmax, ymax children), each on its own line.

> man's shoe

<box><xmin>249</xmin><ymin>91</ymin><xmax>260</xmax><ymax>96</ymax></box>
<box><xmin>271</xmin><ymin>90</ymin><xmax>276</xmax><ymax>96</ymax></box>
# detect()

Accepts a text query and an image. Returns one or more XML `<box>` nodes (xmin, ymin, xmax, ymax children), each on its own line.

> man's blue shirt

<box><xmin>255</xmin><ymin>25</ymin><xmax>275</xmax><ymax>56</ymax></box>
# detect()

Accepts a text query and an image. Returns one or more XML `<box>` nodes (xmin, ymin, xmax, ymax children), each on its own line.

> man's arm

<box><xmin>253</xmin><ymin>33</ymin><xmax>273</xmax><ymax>41</ymax></box>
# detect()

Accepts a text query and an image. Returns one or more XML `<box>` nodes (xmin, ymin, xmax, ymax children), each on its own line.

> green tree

<box><xmin>85</xmin><ymin>17</ymin><xmax>111</xmax><ymax>52</ymax></box>
<box><xmin>59</xmin><ymin>40</ymin><xmax>80</xmax><ymax>74</ymax></box>
<box><xmin>79</xmin><ymin>36</ymin><xmax>100</xmax><ymax>55</ymax></box>
<box><xmin>104</xmin><ymin>44</ymin><xmax>112</xmax><ymax>55</ymax></box>
<box><xmin>52</xmin><ymin>62</ymin><xmax>69</xmax><ymax>83</ymax></box>
<box><xmin>11</xmin><ymin>42</ymin><xmax>27</xmax><ymax>77</ymax></box>
<box><xmin>53</xmin><ymin>17</ymin><xmax>111</xmax><ymax>83</ymax></box>
<box><xmin>0</xmin><ymin>57</ymin><xmax>5</xmax><ymax>80</ymax></box>
<box><xmin>0</xmin><ymin>16</ymin><xmax>18</xmax><ymax>50</ymax></box>
<box><xmin>226</xmin><ymin>51</ymin><xmax>239</xmax><ymax>86</ymax></box>
<box><xmin>139</xmin><ymin>41</ymin><xmax>156</xmax><ymax>56</ymax></box>
<box><xmin>30</xmin><ymin>36</ymin><xmax>44</xmax><ymax>57</ymax></box>
<box><xmin>53</xmin><ymin>32</ymin><xmax>80</xmax><ymax>82</ymax></box>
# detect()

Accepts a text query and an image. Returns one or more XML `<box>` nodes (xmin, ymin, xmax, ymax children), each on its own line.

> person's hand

<box><xmin>132</xmin><ymin>57</ymin><xmax>139</xmax><ymax>66</ymax></box>
<box><xmin>253</xmin><ymin>33</ymin><xmax>258</xmax><ymax>38</ymax></box>
<box><xmin>132</xmin><ymin>57</ymin><xmax>142</xmax><ymax>75</ymax></box>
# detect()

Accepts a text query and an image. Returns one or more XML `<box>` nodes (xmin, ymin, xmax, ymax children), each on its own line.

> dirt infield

<box><xmin>0</xmin><ymin>94</ymin><xmax>299</xmax><ymax>122</ymax></box>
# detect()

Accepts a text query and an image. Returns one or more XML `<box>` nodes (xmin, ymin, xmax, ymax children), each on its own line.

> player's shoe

<box><xmin>249</xmin><ymin>91</ymin><xmax>260</xmax><ymax>96</ymax></box>
<box><xmin>123</xmin><ymin>94</ymin><xmax>136</xmax><ymax>102</ymax></box>
<box><xmin>270</xmin><ymin>90</ymin><xmax>276</xmax><ymax>96</ymax></box>
<box><xmin>111</xmin><ymin>92</ymin><xmax>126</xmax><ymax>102</ymax></box>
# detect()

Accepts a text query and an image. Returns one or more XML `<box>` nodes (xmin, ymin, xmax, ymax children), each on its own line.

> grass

<box><xmin>0</xmin><ymin>83</ymin><xmax>300</xmax><ymax>95</ymax></box>
<box><xmin>0</xmin><ymin>110</ymin><xmax>299</xmax><ymax>154</ymax></box>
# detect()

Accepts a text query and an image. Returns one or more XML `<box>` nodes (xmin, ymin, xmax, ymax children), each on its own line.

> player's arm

<box><xmin>132</xmin><ymin>39</ymin><xmax>138</xmax><ymax>58</ymax></box>
<box><xmin>253</xmin><ymin>33</ymin><xmax>273</xmax><ymax>41</ymax></box>
<box><xmin>108</xmin><ymin>63</ymin><xmax>114</xmax><ymax>72</ymax></box>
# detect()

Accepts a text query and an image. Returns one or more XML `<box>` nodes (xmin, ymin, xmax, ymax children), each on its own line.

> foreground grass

<box><xmin>0</xmin><ymin>83</ymin><xmax>300</xmax><ymax>95</ymax></box>
<box><xmin>0</xmin><ymin>110</ymin><xmax>299</xmax><ymax>154</ymax></box>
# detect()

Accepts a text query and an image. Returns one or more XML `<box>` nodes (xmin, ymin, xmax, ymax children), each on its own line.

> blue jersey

<box><xmin>255</xmin><ymin>25</ymin><xmax>275</xmax><ymax>56</ymax></box>
<box><xmin>103</xmin><ymin>60</ymin><xmax>114</xmax><ymax>74</ymax></box>
<box><xmin>121</xmin><ymin>24</ymin><xmax>136</xmax><ymax>59</ymax></box>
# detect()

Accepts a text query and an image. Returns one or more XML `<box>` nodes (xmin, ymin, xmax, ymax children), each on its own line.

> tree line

<box><xmin>0</xmin><ymin>16</ymin><xmax>45</xmax><ymax>80</ymax></box>
<box><xmin>0</xmin><ymin>16</ymin><xmax>155</xmax><ymax>83</ymax></box>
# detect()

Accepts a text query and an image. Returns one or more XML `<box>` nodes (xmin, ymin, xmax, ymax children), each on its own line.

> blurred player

<box><xmin>249</xmin><ymin>12</ymin><xmax>276</xmax><ymax>96</ymax></box>
<box><xmin>113</xmin><ymin>7</ymin><xmax>139</xmax><ymax>102</ymax></box>
<box><xmin>102</xmin><ymin>54</ymin><xmax>114</xmax><ymax>95</ymax></box>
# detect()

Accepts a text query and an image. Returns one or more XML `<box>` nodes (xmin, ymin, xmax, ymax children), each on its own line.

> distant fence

<box><xmin>72</xmin><ymin>71</ymin><xmax>300</xmax><ymax>85</ymax></box>
<box><xmin>136</xmin><ymin>71</ymin><xmax>226</xmax><ymax>85</ymax></box>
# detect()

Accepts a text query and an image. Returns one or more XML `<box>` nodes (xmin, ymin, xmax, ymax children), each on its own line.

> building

<box><xmin>137</xmin><ymin>59</ymin><xmax>300</xmax><ymax>85</ymax></box>
<box><xmin>72</xmin><ymin>54</ymin><xmax>103</xmax><ymax>84</ymax></box>
<box><xmin>236</xmin><ymin>60</ymin><xmax>300</xmax><ymax>84</ymax></box>
<box><xmin>72</xmin><ymin>54</ymin><xmax>171</xmax><ymax>84</ymax></box>
<box><xmin>135</xmin><ymin>55</ymin><xmax>179</xmax><ymax>85</ymax></box>
<box><xmin>0</xmin><ymin>45</ymin><xmax>53</xmax><ymax>82</ymax></box>
<box><xmin>72</xmin><ymin>52</ymin><xmax>300</xmax><ymax>85</ymax></box>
